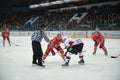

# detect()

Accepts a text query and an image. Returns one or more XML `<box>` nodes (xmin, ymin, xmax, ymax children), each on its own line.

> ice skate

<box><xmin>37</xmin><ymin>63</ymin><xmax>45</xmax><ymax>68</ymax></box>
<box><xmin>62</xmin><ymin>62</ymin><xmax>69</xmax><ymax>67</ymax></box>
<box><xmin>9</xmin><ymin>43</ymin><xmax>11</xmax><ymax>46</ymax></box>
<box><xmin>93</xmin><ymin>52</ymin><xmax>96</xmax><ymax>55</ymax></box>
<box><xmin>104</xmin><ymin>51</ymin><xmax>108</xmax><ymax>56</ymax></box>
<box><xmin>78</xmin><ymin>59</ymin><xmax>85</xmax><ymax>65</ymax></box>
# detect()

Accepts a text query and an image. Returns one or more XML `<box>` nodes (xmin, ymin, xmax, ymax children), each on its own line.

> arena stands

<box><xmin>0</xmin><ymin>0</ymin><xmax>119</xmax><ymax>31</ymax></box>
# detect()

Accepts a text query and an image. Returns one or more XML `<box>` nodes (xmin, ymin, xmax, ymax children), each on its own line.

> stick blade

<box><xmin>15</xmin><ymin>45</ymin><xmax>19</xmax><ymax>46</ymax></box>
<box><xmin>111</xmin><ymin>56</ymin><xmax>117</xmax><ymax>58</ymax></box>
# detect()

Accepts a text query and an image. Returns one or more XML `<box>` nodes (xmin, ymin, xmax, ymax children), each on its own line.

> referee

<box><xmin>31</xmin><ymin>24</ymin><xmax>50</xmax><ymax>67</ymax></box>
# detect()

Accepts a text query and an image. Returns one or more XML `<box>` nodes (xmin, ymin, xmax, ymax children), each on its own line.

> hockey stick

<box><xmin>111</xmin><ymin>54</ymin><xmax>120</xmax><ymax>58</ymax></box>
<box><xmin>10</xmin><ymin>41</ymin><xmax>19</xmax><ymax>46</ymax></box>
<box><xmin>48</xmin><ymin>50</ymin><xmax>87</xmax><ymax>56</ymax></box>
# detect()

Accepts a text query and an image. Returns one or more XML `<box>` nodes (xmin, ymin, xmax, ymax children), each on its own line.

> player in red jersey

<box><xmin>42</xmin><ymin>33</ymin><xmax>65</xmax><ymax>63</ymax></box>
<box><xmin>2</xmin><ymin>28</ymin><xmax>11</xmax><ymax>46</ymax></box>
<box><xmin>91</xmin><ymin>29</ymin><xmax>108</xmax><ymax>55</ymax></box>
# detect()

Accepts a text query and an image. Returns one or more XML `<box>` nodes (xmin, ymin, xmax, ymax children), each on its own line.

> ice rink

<box><xmin>0</xmin><ymin>36</ymin><xmax>120</xmax><ymax>80</ymax></box>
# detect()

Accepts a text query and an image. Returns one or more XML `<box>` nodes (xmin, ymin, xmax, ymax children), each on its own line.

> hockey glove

<box><xmin>52</xmin><ymin>52</ymin><xmax>56</xmax><ymax>56</ymax></box>
<box><xmin>69</xmin><ymin>47</ymin><xmax>72</xmax><ymax>51</ymax></box>
<box><xmin>99</xmin><ymin>44</ymin><xmax>103</xmax><ymax>48</ymax></box>
<box><xmin>49</xmin><ymin>42</ymin><xmax>54</xmax><ymax>48</ymax></box>
<box><xmin>99</xmin><ymin>43</ymin><xmax>104</xmax><ymax>48</ymax></box>
<box><xmin>64</xmin><ymin>46</ymin><xmax>67</xmax><ymax>49</ymax></box>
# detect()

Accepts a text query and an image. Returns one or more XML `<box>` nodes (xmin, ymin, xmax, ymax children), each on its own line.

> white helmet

<box><xmin>95</xmin><ymin>27</ymin><xmax>100</xmax><ymax>32</ymax></box>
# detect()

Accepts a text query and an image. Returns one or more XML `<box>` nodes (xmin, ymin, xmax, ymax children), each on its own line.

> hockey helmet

<box><xmin>56</xmin><ymin>33</ymin><xmax>62</xmax><ymax>40</ymax></box>
<box><xmin>95</xmin><ymin>27</ymin><xmax>100</xmax><ymax>32</ymax></box>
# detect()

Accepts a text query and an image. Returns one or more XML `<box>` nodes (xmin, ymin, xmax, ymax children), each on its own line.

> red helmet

<box><xmin>95</xmin><ymin>32</ymin><xmax>100</xmax><ymax>36</ymax></box>
<box><xmin>57</xmin><ymin>33</ymin><xmax>62</xmax><ymax>39</ymax></box>
<box><xmin>57</xmin><ymin>33</ymin><xmax>62</xmax><ymax>37</ymax></box>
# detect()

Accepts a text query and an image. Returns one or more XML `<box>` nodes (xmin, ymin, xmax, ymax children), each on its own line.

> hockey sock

<box><xmin>102</xmin><ymin>47</ymin><xmax>107</xmax><ymax>53</ymax></box>
<box><xmin>65</xmin><ymin>56</ymin><xmax>70</xmax><ymax>63</ymax></box>
<box><xmin>42</xmin><ymin>54</ymin><xmax>48</xmax><ymax>60</ymax></box>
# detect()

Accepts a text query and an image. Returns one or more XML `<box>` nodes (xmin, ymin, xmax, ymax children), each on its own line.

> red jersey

<box><xmin>91</xmin><ymin>32</ymin><xmax>104</xmax><ymax>43</ymax></box>
<box><xmin>50</xmin><ymin>36</ymin><xmax>64</xmax><ymax>48</ymax></box>
<box><xmin>2</xmin><ymin>31</ymin><xmax>10</xmax><ymax>37</ymax></box>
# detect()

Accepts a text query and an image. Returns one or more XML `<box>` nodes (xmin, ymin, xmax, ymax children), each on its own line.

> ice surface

<box><xmin>0</xmin><ymin>36</ymin><xmax>120</xmax><ymax>80</ymax></box>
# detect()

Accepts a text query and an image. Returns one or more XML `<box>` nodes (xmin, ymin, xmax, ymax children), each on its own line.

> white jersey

<box><xmin>64</xmin><ymin>38</ymin><xmax>82</xmax><ymax>48</ymax></box>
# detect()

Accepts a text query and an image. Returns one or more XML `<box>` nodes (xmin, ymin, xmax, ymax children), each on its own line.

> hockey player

<box><xmin>2</xmin><ymin>28</ymin><xmax>11</xmax><ymax>46</ymax></box>
<box><xmin>42</xmin><ymin>33</ymin><xmax>65</xmax><ymax>63</ymax></box>
<box><xmin>62</xmin><ymin>37</ymin><xmax>85</xmax><ymax>66</ymax></box>
<box><xmin>91</xmin><ymin>29</ymin><xmax>108</xmax><ymax>55</ymax></box>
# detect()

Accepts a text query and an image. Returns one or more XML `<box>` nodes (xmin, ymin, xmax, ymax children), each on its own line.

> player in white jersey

<box><xmin>62</xmin><ymin>38</ymin><xmax>85</xmax><ymax>66</ymax></box>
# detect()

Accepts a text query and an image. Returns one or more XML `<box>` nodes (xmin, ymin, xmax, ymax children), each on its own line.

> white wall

<box><xmin>0</xmin><ymin>31</ymin><xmax>120</xmax><ymax>38</ymax></box>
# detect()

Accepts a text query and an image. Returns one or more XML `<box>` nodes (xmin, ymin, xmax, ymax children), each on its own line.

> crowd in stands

<box><xmin>0</xmin><ymin>2</ymin><xmax>119</xmax><ymax>31</ymax></box>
